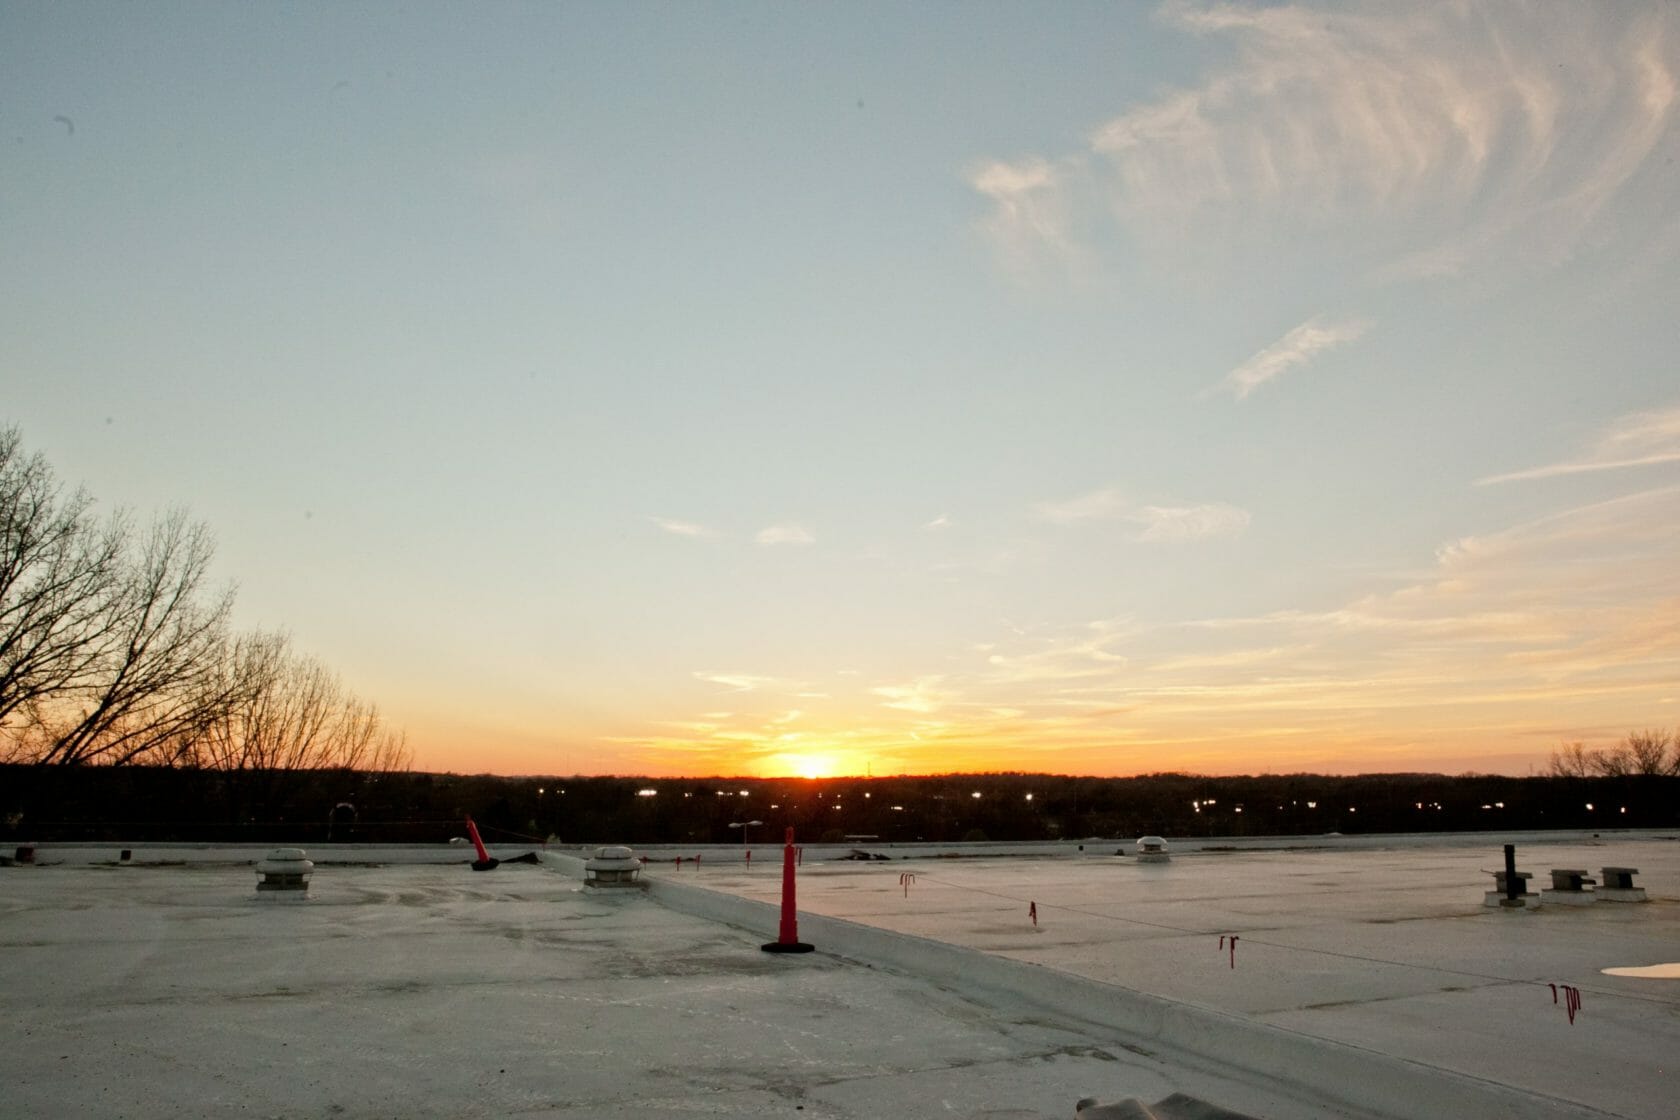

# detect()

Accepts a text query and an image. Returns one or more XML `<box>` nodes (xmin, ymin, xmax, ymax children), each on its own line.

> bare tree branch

<box><xmin>1</xmin><ymin>428</ymin><xmax>411</xmax><ymax>777</ymax></box>
<box><xmin>0</xmin><ymin>428</ymin><xmax>127</xmax><ymax>739</ymax></box>
<box><xmin>30</xmin><ymin>510</ymin><xmax>233</xmax><ymax>765</ymax></box>
<box><xmin>1623</xmin><ymin>729</ymin><xmax>1671</xmax><ymax>776</ymax></box>
<box><xmin>1546</xmin><ymin>741</ymin><xmax>1592</xmax><ymax>778</ymax></box>
<box><xmin>194</xmin><ymin>634</ymin><xmax>411</xmax><ymax>770</ymax></box>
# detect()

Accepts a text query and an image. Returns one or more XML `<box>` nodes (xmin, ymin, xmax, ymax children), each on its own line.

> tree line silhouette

<box><xmin>7</xmin><ymin>759</ymin><xmax>1676</xmax><ymax>845</ymax></box>
<box><xmin>1</xmin><ymin>426</ymin><xmax>409</xmax><ymax>780</ymax></box>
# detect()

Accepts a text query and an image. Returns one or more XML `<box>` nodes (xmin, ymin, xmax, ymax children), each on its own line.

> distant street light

<box><xmin>728</xmin><ymin>820</ymin><xmax>764</xmax><ymax>846</ymax></box>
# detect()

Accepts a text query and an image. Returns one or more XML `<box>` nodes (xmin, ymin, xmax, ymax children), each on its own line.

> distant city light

<box><xmin>1586</xmin><ymin>803</ymin><xmax>1595</xmax><ymax>811</ymax></box>
<box><xmin>1234</xmin><ymin>806</ymin><xmax>1243</xmax><ymax>814</ymax></box>
<box><xmin>972</xmin><ymin>791</ymin><xmax>982</xmax><ymax>799</ymax></box>
<box><xmin>1306</xmin><ymin>801</ymin><xmax>1317</xmax><ymax>809</ymax></box>
<box><xmin>891</xmin><ymin>805</ymin><xmax>904</xmax><ymax>812</ymax></box>
<box><xmin>1024</xmin><ymin>793</ymin><xmax>1033</xmax><ymax>801</ymax></box>
<box><xmin>739</xmin><ymin>790</ymin><xmax>749</xmax><ymax>797</ymax></box>
<box><xmin>636</xmin><ymin>789</ymin><xmax>657</xmax><ymax>797</ymax></box>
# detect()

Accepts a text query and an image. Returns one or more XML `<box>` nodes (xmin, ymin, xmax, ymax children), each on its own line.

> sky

<box><xmin>3</xmin><ymin>2</ymin><xmax>1678</xmax><ymax>779</ymax></box>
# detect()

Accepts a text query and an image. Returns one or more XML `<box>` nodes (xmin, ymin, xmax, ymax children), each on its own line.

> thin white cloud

<box><xmin>693</xmin><ymin>672</ymin><xmax>785</xmax><ymax>693</ymax></box>
<box><xmin>1035</xmin><ymin>486</ymin><xmax>1128</xmax><ymax>524</ymax></box>
<box><xmin>1133</xmin><ymin>503</ymin><xmax>1252</xmax><ymax>542</ymax></box>
<box><xmin>1478</xmin><ymin>405</ymin><xmax>1680</xmax><ymax>485</ymax></box>
<box><xmin>1217</xmin><ymin>317</ymin><xmax>1370</xmax><ymax>399</ymax></box>
<box><xmin>647</xmin><ymin>516</ymin><xmax>719</xmax><ymax>539</ymax></box>
<box><xmin>1146</xmin><ymin>645</ymin><xmax>1302</xmax><ymax>673</ymax></box>
<box><xmin>983</xmin><ymin>618</ymin><xmax>1134</xmax><ymax>686</ymax></box>
<box><xmin>870</xmin><ymin>677</ymin><xmax>952</xmax><ymax>714</ymax></box>
<box><xmin>755</xmin><ymin>523</ymin><xmax>815</xmax><ymax>546</ymax></box>
<box><xmin>969</xmin><ymin>157</ymin><xmax>1081</xmax><ymax>271</ymax></box>
<box><xmin>974</xmin><ymin>3</ymin><xmax>1680</xmax><ymax>276</ymax></box>
<box><xmin>964</xmin><ymin>487</ymin><xmax>1680</xmax><ymax>754</ymax></box>
<box><xmin>923</xmin><ymin>514</ymin><xmax>954</xmax><ymax>531</ymax></box>
<box><xmin>1036</xmin><ymin>487</ymin><xmax>1250</xmax><ymax>541</ymax></box>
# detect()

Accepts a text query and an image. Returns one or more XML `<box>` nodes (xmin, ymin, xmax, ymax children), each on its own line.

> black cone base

<box><xmin>761</xmin><ymin>941</ymin><xmax>814</xmax><ymax>953</ymax></box>
<box><xmin>471</xmin><ymin>858</ymin><xmax>500</xmax><ymax>871</ymax></box>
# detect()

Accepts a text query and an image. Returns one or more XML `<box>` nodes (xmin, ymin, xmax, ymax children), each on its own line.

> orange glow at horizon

<box><xmin>758</xmin><ymin>751</ymin><xmax>848</xmax><ymax>779</ymax></box>
<box><xmin>390</xmin><ymin>474</ymin><xmax>1680</xmax><ymax>783</ymax></box>
<box><xmin>402</xmin><ymin>712</ymin><xmax>1574</xmax><ymax>779</ymax></box>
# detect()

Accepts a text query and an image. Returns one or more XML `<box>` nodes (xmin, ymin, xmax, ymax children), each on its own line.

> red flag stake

<box><xmin>464</xmin><ymin>816</ymin><xmax>498</xmax><ymax>871</ymax></box>
<box><xmin>1029</xmin><ymin>901</ymin><xmax>1038</xmax><ymax>928</ymax></box>
<box><xmin>900</xmin><ymin>871</ymin><xmax>915</xmax><ymax>897</ymax></box>
<box><xmin>761</xmin><ymin>827</ymin><xmax>814</xmax><ymax>954</ymax></box>
<box><xmin>1229</xmin><ymin>935</ymin><xmax>1239</xmax><ymax>969</ymax></box>
<box><xmin>1550</xmin><ymin>983</ymin><xmax>1582</xmax><ymax>1023</ymax></box>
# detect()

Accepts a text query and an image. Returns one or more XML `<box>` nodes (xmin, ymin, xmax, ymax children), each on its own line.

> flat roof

<box><xmin>5</xmin><ymin>832</ymin><xmax>1674</xmax><ymax>1118</ymax></box>
<box><xmin>685</xmin><ymin>831</ymin><xmax>1679</xmax><ymax>1120</ymax></box>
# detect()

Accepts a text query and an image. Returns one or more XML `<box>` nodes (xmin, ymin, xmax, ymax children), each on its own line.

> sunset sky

<box><xmin>4</xmin><ymin>3</ymin><xmax>1677</xmax><ymax>778</ymax></box>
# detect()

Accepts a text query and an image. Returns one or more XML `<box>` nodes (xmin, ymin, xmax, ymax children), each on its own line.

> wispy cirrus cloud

<box><xmin>1478</xmin><ymin>405</ymin><xmax>1680</xmax><ymax>485</ymax></box>
<box><xmin>870</xmin><ymin>676</ymin><xmax>953</xmax><ymax>714</ymax></box>
<box><xmin>1215</xmin><ymin>317</ymin><xmax>1370</xmax><ymax>399</ymax></box>
<box><xmin>1034</xmin><ymin>487</ymin><xmax>1129</xmax><ymax>525</ymax></box>
<box><xmin>692</xmin><ymin>672</ymin><xmax>799</xmax><ymax>694</ymax></box>
<box><xmin>635</xmin><ymin>487</ymin><xmax>1680</xmax><ymax>776</ymax></box>
<box><xmin>969</xmin><ymin>157</ymin><xmax>1081</xmax><ymax>272</ymax></box>
<box><xmin>1036</xmin><ymin>487</ymin><xmax>1250</xmax><ymax>541</ymax></box>
<box><xmin>1133</xmin><ymin>503</ymin><xmax>1251</xmax><ymax>541</ymax></box>
<box><xmin>647</xmin><ymin>516</ymin><xmax>719</xmax><ymax>539</ymax></box>
<box><xmin>1190</xmin><ymin>488</ymin><xmax>1680</xmax><ymax>654</ymax></box>
<box><xmin>755</xmin><ymin>523</ymin><xmax>815</xmax><ymax>546</ymax></box>
<box><xmin>974</xmin><ymin>3</ymin><xmax>1680</xmax><ymax>277</ymax></box>
<box><xmin>983</xmin><ymin>618</ymin><xmax>1134</xmax><ymax>686</ymax></box>
<box><xmin>978</xmin><ymin>487</ymin><xmax>1679</xmax><ymax>756</ymax></box>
